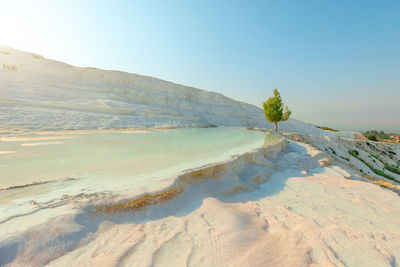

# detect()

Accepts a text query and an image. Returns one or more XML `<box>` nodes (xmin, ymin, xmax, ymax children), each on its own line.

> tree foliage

<box><xmin>366</xmin><ymin>133</ymin><xmax>377</xmax><ymax>141</ymax></box>
<box><xmin>262</xmin><ymin>89</ymin><xmax>291</xmax><ymax>131</ymax></box>
<box><xmin>364</xmin><ymin>130</ymin><xmax>389</xmax><ymax>140</ymax></box>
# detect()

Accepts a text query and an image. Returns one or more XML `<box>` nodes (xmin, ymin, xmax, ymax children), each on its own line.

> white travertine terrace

<box><xmin>1</xmin><ymin>46</ymin><xmax>399</xmax><ymax>267</ymax></box>
<box><xmin>1</xmin><ymin>136</ymin><xmax>400</xmax><ymax>266</ymax></box>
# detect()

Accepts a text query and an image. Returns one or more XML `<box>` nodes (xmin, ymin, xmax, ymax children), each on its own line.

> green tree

<box><xmin>262</xmin><ymin>89</ymin><xmax>291</xmax><ymax>131</ymax></box>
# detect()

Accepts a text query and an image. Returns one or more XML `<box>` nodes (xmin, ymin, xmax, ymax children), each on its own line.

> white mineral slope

<box><xmin>287</xmin><ymin>133</ymin><xmax>400</xmax><ymax>186</ymax></box>
<box><xmin>0</xmin><ymin>45</ymin><xmax>354</xmax><ymax>137</ymax></box>
<box><xmin>2</xmin><ymin>138</ymin><xmax>400</xmax><ymax>266</ymax></box>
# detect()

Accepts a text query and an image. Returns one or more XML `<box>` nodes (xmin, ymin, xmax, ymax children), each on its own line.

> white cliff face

<box><xmin>0</xmin><ymin>45</ymin><xmax>355</xmax><ymax>137</ymax></box>
<box><xmin>0</xmin><ymin>45</ymin><xmax>263</xmax><ymax>129</ymax></box>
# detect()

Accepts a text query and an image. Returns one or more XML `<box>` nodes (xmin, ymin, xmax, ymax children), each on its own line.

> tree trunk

<box><xmin>274</xmin><ymin>121</ymin><xmax>278</xmax><ymax>131</ymax></box>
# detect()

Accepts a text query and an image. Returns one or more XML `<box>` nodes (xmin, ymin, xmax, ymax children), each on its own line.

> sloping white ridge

<box><xmin>0</xmin><ymin>45</ymin><xmax>354</xmax><ymax>137</ymax></box>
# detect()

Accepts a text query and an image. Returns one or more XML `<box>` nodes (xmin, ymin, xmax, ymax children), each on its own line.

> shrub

<box><xmin>371</xmin><ymin>154</ymin><xmax>385</xmax><ymax>164</ymax></box>
<box><xmin>348</xmin><ymin>150</ymin><xmax>359</xmax><ymax>157</ymax></box>
<box><xmin>316</xmin><ymin>126</ymin><xmax>338</xmax><ymax>132</ymax></box>
<box><xmin>366</xmin><ymin>133</ymin><xmax>377</xmax><ymax>141</ymax></box>
<box><xmin>373</xmin><ymin>169</ymin><xmax>395</xmax><ymax>180</ymax></box>
<box><xmin>2</xmin><ymin>63</ymin><xmax>18</xmax><ymax>71</ymax></box>
<box><xmin>32</xmin><ymin>54</ymin><xmax>43</xmax><ymax>59</ymax></box>
<box><xmin>340</xmin><ymin>156</ymin><xmax>350</xmax><ymax>161</ymax></box>
<box><xmin>328</xmin><ymin>147</ymin><xmax>336</xmax><ymax>154</ymax></box>
<box><xmin>347</xmin><ymin>150</ymin><xmax>398</xmax><ymax>181</ymax></box>
<box><xmin>359</xmin><ymin>157</ymin><xmax>397</xmax><ymax>182</ymax></box>
<box><xmin>385</xmin><ymin>165</ymin><xmax>400</xmax><ymax>175</ymax></box>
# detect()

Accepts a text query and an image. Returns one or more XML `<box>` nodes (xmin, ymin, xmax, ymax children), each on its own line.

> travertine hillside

<box><xmin>0</xmin><ymin>45</ymin><xmax>354</xmax><ymax>138</ymax></box>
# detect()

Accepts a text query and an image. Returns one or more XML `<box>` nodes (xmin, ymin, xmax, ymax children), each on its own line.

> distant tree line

<box><xmin>364</xmin><ymin>130</ymin><xmax>389</xmax><ymax>141</ymax></box>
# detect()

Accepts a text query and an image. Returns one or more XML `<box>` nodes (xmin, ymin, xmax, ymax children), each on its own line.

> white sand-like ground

<box><xmin>2</xmin><ymin>139</ymin><xmax>400</xmax><ymax>267</ymax></box>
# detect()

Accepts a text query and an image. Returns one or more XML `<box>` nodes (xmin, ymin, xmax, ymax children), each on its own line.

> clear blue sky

<box><xmin>1</xmin><ymin>0</ymin><xmax>399</xmax><ymax>132</ymax></box>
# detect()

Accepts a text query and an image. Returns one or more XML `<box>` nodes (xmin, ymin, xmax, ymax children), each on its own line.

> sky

<box><xmin>0</xmin><ymin>0</ymin><xmax>399</xmax><ymax>132</ymax></box>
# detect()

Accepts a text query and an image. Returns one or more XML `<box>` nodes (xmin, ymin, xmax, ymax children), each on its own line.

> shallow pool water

<box><xmin>0</xmin><ymin>128</ymin><xmax>279</xmax><ymax>208</ymax></box>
